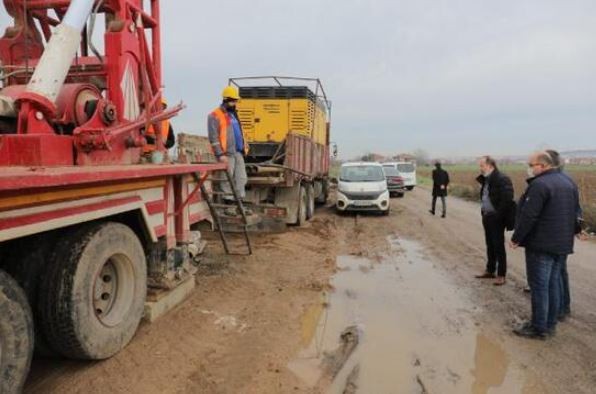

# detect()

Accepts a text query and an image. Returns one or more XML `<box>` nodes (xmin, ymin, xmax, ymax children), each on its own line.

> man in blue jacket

<box><xmin>510</xmin><ymin>151</ymin><xmax>581</xmax><ymax>339</ymax></box>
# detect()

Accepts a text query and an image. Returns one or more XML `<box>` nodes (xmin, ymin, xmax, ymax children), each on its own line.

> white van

<box><xmin>383</xmin><ymin>162</ymin><xmax>417</xmax><ymax>190</ymax></box>
<box><xmin>336</xmin><ymin>162</ymin><xmax>390</xmax><ymax>215</ymax></box>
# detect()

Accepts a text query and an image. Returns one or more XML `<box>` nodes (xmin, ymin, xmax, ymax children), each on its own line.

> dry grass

<box><xmin>418</xmin><ymin>164</ymin><xmax>596</xmax><ymax>231</ymax></box>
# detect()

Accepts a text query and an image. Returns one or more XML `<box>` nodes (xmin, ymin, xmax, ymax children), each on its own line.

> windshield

<box><xmin>340</xmin><ymin>165</ymin><xmax>386</xmax><ymax>182</ymax></box>
<box><xmin>397</xmin><ymin>163</ymin><xmax>415</xmax><ymax>173</ymax></box>
<box><xmin>383</xmin><ymin>167</ymin><xmax>400</xmax><ymax>176</ymax></box>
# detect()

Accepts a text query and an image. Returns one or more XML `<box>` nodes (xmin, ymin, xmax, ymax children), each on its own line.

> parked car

<box><xmin>383</xmin><ymin>162</ymin><xmax>417</xmax><ymax>190</ymax></box>
<box><xmin>383</xmin><ymin>166</ymin><xmax>405</xmax><ymax>197</ymax></box>
<box><xmin>336</xmin><ymin>162</ymin><xmax>390</xmax><ymax>215</ymax></box>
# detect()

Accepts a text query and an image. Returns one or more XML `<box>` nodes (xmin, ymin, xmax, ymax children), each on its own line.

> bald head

<box><xmin>528</xmin><ymin>151</ymin><xmax>554</xmax><ymax>177</ymax></box>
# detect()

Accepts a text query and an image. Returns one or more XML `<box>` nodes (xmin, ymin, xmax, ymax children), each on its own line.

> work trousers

<box><xmin>220</xmin><ymin>152</ymin><xmax>247</xmax><ymax>200</ymax></box>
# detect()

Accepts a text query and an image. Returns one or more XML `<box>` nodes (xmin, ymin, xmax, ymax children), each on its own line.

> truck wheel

<box><xmin>0</xmin><ymin>269</ymin><xmax>34</xmax><ymax>394</ymax></box>
<box><xmin>306</xmin><ymin>183</ymin><xmax>315</xmax><ymax>220</ymax></box>
<box><xmin>40</xmin><ymin>222</ymin><xmax>147</xmax><ymax>360</ymax></box>
<box><xmin>315</xmin><ymin>179</ymin><xmax>329</xmax><ymax>205</ymax></box>
<box><xmin>296</xmin><ymin>186</ymin><xmax>308</xmax><ymax>226</ymax></box>
<box><xmin>3</xmin><ymin>234</ymin><xmax>57</xmax><ymax>357</ymax></box>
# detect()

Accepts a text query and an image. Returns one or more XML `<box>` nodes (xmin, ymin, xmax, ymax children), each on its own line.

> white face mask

<box><xmin>527</xmin><ymin>167</ymin><xmax>535</xmax><ymax>178</ymax></box>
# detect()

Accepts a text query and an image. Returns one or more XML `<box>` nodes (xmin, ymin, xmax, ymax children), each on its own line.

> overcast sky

<box><xmin>3</xmin><ymin>1</ymin><xmax>596</xmax><ymax>159</ymax></box>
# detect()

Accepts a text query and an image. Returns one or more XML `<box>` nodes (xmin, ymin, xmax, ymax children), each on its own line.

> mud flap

<box><xmin>275</xmin><ymin>183</ymin><xmax>302</xmax><ymax>224</ymax></box>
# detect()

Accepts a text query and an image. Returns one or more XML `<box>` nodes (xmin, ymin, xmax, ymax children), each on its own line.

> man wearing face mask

<box><xmin>510</xmin><ymin>151</ymin><xmax>581</xmax><ymax>339</ymax></box>
<box><xmin>475</xmin><ymin>156</ymin><xmax>515</xmax><ymax>286</ymax></box>
<box><xmin>208</xmin><ymin>86</ymin><xmax>249</xmax><ymax>202</ymax></box>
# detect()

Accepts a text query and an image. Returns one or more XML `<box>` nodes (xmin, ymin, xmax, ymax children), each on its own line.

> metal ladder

<box><xmin>194</xmin><ymin>170</ymin><xmax>253</xmax><ymax>256</ymax></box>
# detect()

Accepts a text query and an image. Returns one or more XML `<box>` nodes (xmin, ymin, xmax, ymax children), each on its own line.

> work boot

<box><xmin>513</xmin><ymin>322</ymin><xmax>547</xmax><ymax>340</ymax></box>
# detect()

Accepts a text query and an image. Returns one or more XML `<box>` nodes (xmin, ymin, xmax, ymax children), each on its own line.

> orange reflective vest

<box><xmin>211</xmin><ymin>107</ymin><xmax>249</xmax><ymax>155</ymax></box>
<box><xmin>145</xmin><ymin>119</ymin><xmax>170</xmax><ymax>152</ymax></box>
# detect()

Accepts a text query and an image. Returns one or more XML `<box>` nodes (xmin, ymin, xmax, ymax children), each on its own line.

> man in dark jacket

<box><xmin>510</xmin><ymin>151</ymin><xmax>580</xmax><ymax>339</ymax></box>
<box><xmin>545</xmin><ymin>150</ymin><xmax>585</xmax><ymax>321</ymax></box>
<box><xmin>475</xmin><ymin>156</ymin><xmax>514</xmax><ymax>286</ymax></box>
<box><xmin>430</xmin><ymin>162</ymin><xmax>449</xmax><ymax>218</ymax></box>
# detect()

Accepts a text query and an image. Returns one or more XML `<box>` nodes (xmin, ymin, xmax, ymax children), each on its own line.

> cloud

<box><xmin>1</xmin><ymin>1</ymin><xmax>594</xmax><ymax>158</ymax></box>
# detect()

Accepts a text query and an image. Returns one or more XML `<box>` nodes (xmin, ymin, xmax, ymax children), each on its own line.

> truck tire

<box><xmin>39</xmin><ymin>222</ymin><xmax>147</xmax><ymax>360</ymax></box>
<box><xmin>3</xmin><ymin>234</ymin><xmax>57</xmax><ymax>357</ymax></box>
<box><xmin>296</xmin><ymin>185</ymin><xmax>307</xmax><ymax>226</ymax></box>
<box><xmin>0</xmin><ymin>269</ymin><xmax>34</xmax><ymax>394</ymax></box>
<box><xmin>306</xmin><ymin>183</ymin><xmax>315</xmax><ymax>220</ymax></box>
<box><xmin>315</xmin><ymin>179</ymin><xmax>329</xmax><ymax>205</ymax></box>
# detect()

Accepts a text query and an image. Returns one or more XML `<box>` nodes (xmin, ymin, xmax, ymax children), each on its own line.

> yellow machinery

<box><xmin>236</xmin><ymin>94</ymin><xmax>328</xmax><ymax>145</ymax></box>
<box><xmin>227</xmin><ymin>77</ymin><xmax>332</xmax><ymax>226</ymax></box>
<box><xmin>231</xmin><ymin>77</ymin><xmax>330</xmax><ymax>147</ymax></box>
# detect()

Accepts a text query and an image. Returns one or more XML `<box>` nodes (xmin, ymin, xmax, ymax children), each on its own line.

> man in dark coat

<box><xmin>475</xmin><ymin>156</ymin><xmax>514</xmax><ymax>286</ymax></box>
<box><xmin>430</xmin><ymin>162</ymin><xmax>449</xmax><ymax>218</ymax></box>
<box><xmin>510</xmin><ymin>151</ymin><xmax>581</xmax><ymax>339</ymax></box>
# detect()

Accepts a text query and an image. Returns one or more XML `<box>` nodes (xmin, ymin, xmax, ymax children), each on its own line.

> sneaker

<box><xmin>513</xmin><ymin>323</ymin><xmax>547</xmax><ymax>340</ymax></box>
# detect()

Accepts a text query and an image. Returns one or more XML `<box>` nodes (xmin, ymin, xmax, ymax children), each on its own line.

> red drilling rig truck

<box><xmin>0</xmin><ymin>1</ymin><xmax>225</xmax><ymax>391</ymax></box>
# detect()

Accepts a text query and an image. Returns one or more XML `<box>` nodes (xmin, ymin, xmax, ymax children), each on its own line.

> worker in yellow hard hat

<box><xmin>145</xmin><ymin>98</ymin><xmax>175</xmax><ymax>152</ymax></box>
<box><xmin>207</xmin><ymin>85</ymin><xmax>249</xmax><ymax>201</ymax></box>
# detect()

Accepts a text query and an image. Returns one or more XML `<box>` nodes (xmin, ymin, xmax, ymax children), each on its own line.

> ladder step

<box><xmin>210</xmin><ymin>203</ymin><xmax>240</xmax><ymax>209</ymax></box>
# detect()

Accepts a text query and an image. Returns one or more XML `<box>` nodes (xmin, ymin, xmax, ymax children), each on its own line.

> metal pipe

<box><xmin>25</xmin><ymin>0</ymin><xmax>95</xmax><ymax>104</ymax></box>
<box><xmin>62</xmin><ymin>0</ymin><xmax>95</xmax><ymax>30</ymax></box>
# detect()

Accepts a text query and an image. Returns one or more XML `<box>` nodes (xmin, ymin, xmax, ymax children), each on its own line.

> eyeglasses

<box><xmin>528</xmin><ymin>163</ymin><xmax>542</xmax><ymax>168</ymax></box>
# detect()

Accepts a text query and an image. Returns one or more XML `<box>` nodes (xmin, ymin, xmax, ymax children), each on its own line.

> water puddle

<box><xmin>289</xmin><ymin>236</ymin><xmax>544</xmax><ymax>394</ymax></box>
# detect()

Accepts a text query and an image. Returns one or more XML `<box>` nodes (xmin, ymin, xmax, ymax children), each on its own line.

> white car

<box><xmin>383</xmin><ymin>162</ymin><xmax>417</xmax><ymax>190</ymax></box>
<box><xmin>336</xmin><ymin>162</ymin><xmax>390</xmax><ymax>215</ymax></box>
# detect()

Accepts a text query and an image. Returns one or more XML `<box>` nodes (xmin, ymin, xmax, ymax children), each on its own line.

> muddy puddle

<box><xmin>288</xmin><ymin>236</ymin><xmax>544</xmax><ymax>394</ymax></box>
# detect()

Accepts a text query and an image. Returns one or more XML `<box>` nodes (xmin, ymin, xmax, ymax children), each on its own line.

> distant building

<box><xmin>392</xmin><ymin>153</ymin><xmax>416</xmax><ymax>163</ymax></box>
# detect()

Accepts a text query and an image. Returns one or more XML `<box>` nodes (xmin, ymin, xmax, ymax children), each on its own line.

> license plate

<box><xmin>353</xmin><ymin>200</ymin><xmax>372</xmax><ymax>206</ymax></box>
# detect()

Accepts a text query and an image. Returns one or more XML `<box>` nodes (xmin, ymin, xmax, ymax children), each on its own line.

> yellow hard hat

<box><xmin>222</xmin><ymin>85</ymin><xmax>240</xmax><ymax>100</ymax></box>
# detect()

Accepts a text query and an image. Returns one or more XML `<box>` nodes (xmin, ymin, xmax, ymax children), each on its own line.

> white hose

<box><xmin>62</xmin><ymin>0</ymin><xmax>96</xmax><ymax>30</ymax></box>
<box><xmin>25</xmin><ymin>0</ymin><xmax>95</xmax><ymax>105</ymax></box>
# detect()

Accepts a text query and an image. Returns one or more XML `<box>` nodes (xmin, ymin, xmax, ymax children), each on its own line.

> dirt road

<box><xmin>25</xmin><ymin>187</ymin><xmax>596</xmax><ymax>393</ymax></box>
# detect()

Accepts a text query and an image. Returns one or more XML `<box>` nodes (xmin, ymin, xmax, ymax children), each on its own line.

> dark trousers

<box><xmin>525</xmin><ymin>249</ymin><xmax>563</xmax><ymax>333</ymax></box>
<box><xmin>482</xmin><ymin>214</ymin><xmax>507</xmax><ymax>277</ymax></box>
<box><xmin>559</xmin><ymin>256</ymin><xmax>571</xmax><ymax>316</ymax></box>
<box><xmin>431</xmin><ymin>196</ymin><xmax>446</xmax><ymax>215</ymax></box>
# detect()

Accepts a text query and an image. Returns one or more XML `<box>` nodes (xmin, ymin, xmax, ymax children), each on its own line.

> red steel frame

<box><xmin>0</xmin><ymin>1</ymin><xmax>225</xmax><ymax>247</ymax></box>
<box><xmin>0</xmin><ymin>163</ymin><xmax>226</xmax><ymax>248</ymax></box>
<box><xmin>0</xmin><ymin>0</ymin><xmax>178</xmax><ymax>166</ymax></box>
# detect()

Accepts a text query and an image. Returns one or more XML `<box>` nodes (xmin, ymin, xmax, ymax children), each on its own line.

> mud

<box><xmin>24</xmin><ymin>187</ymin><xmax>596</xmax><ymax>393</ymax></box>
<box><xmin>290</xmin><ymin>237</ymin><xmax>544</xmax><ymax>393</ymax></box>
